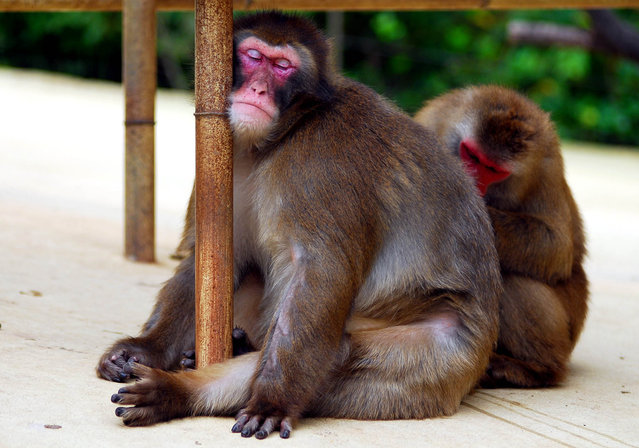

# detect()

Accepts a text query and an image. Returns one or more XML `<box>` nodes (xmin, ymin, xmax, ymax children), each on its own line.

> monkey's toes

<box><xmin>232</xmin><ymin>411</ymin><xmax>293</xmax><ymax>439</ymax></box>
<box><xmin>97</xmin><ymin>346</ymin><xmax>148</xmax><ymax>382</ymax></box>
<box><xmin>180</xmin><ymin>349</ymin><xmax>196</xmax><ymax>370</ymax></box>
<box><xmin>115</xmin><ymin>405</ymin><xmax>164</xmax><ymax>427</ymax></box>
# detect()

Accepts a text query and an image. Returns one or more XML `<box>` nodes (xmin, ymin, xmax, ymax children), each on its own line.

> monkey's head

<box><xmin>229</xmin><ymin>12</ymin><xmax>335</xmax><ymax>148</ymax></box>
<box><xmin>418</xmin><ymin>86</ymin><xmax>557</xmax><ymax>198</ymax></box>
<box><xmin>464</xmin><ymin>87</ymin><xmax>559</xmax><ymax>199</ymax></box>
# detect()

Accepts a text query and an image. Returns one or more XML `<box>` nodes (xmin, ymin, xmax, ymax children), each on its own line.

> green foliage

<box><xmin>0</xmin><ymin>10</ymin><xmax>638</xmax><ymax>145</ymax></box>
<box><xmin>0</xmin><ymin>12</ymin><xmax>122</xmax><ymax>80</ymax></box>
<box><xmin>340</xmin><ymin>10</ymin><xmax>639</xmax><ymax>146</ymax></box>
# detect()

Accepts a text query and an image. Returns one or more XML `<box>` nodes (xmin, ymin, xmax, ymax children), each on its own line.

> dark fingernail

<box><xmin>119</xmin><ymin>371</ymin><xmax>129</xmax><ymax>380</ymax></box>
<box><xmin>241</xmin><ymin>428</ymin><xmax>253</xmax><ymax>438</ymax></box>
<box><xmin>112</xmin><ymin>376</ymin><xmax>122</xmax><ymax>383</ymax></box>
<box><xmin>255</xmin><ymin>430</ymin><xmax>267</xmax><ymax>440</ymax></box>
<box><xmin>280</xmin><ymin>429</ymin><xmax>290</xmax><ymax>439</ymax></box>
<box><xmin>231</xmin><ymin>422</ymin><xmax>242</xmax><ymax>433</ymax></box>
<box><xmin>111</xmin><ymin>394</ymin><xmax>121</xmax><ymax>403</ymax></box>
<box><xmin>115</xmin><ymin>407</ymin><xmax>126</xmax><ymax>417</ymax></box>
<box><xmin>117</xmin><ymin>387</ymin><xmax>129</xmax><ymax>394</ymax></box>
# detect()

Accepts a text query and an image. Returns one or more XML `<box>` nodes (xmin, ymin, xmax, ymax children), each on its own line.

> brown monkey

<box><xmin>170</xmin><ymin>184</ymin><xmax>194</xmax><ymax>260</ymax></box>
<box><xmin>102</xmin><ymin>13</ymin><xmax>502</xmax><ymax>438</ymax></box>
<box><xmin>414</xmin><ymin>85</ymin><xmax>588</xmax><ymax>388</ymax></box>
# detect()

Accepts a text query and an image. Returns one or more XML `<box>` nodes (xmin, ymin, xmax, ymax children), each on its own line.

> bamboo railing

<box><xmin>1</xmin><ymin>0</ymin><xmax>637</xmax><ymax>10</ymax></box>
<box><xmin>2</xmin><ymin>0</ymin><xmax>638</xmax><ymax>367</ymax></box>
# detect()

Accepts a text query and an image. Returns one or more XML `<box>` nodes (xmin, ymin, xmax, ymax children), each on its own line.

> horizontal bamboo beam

<box><xmin>1</xmin><ymin>0</ymin><xmax>637</xmax><ymax>11</ymax></box>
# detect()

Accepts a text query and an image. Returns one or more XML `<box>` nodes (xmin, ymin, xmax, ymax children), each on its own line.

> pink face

<box><xmin>459</xmin><ymin>138</ymin><xmax>511</xmax><ymax>196</ymax></box>
<box><xmin>230</xmin><ymin>36</ymin><xmax>301</xmax><ymax>132</ymax></box>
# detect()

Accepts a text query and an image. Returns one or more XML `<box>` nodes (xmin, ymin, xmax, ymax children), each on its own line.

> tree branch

<box><xmin>507</xmin><ymin>11</ymin><xmax>639</xmax><ymax>64</ymax></box>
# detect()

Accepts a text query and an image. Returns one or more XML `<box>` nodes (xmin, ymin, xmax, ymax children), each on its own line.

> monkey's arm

<box><xmin>96</xmin><ymin>255</ymin><xmax>196</xmax><ymax>381</ymax></box>
<box><xmin>488</xmin><ymin>206</ymin><xmax>573</xmax><ymax>283</ymax></box>
<box><xmin>233</xmin><ymin>243</ymin><xmax>357</xmax><ymax>438</ymax></box>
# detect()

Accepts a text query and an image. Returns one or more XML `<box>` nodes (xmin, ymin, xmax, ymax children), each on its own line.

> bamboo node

<box><xmin>124</xmin><ymin>119</ymin><xmax>156</xmax><ymax>125</ymax></box>
<box><xmin>194</xmin><ymin>110</ymin><xmax>228</xmax><ymax>117</ymax></box>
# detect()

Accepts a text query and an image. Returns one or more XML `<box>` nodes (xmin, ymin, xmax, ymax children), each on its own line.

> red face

<box><xmin>459</xmin><ymin>138</ymin><xmax>511</xmax><ymax>196</ymax></box>
<box><xmin>230</xmin><ymin>36</ymin><xmax>300</xmax><ymax>134</ymax></box>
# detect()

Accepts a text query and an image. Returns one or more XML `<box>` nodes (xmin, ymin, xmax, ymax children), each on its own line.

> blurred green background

<box><xmin>0</xmin><ymin>10</ymin><xmax>638</xmax><ymax>145</ymax></box>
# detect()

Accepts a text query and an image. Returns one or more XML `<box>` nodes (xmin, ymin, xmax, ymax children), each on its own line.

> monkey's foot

<box><xmin>232</xmin><ymin>327</ymin><xmax>256</xmax><ymax>356</ymax></box>
<box><xmin>480</xmin><ymin>353</ymin><xmax>563</xmax><ymax>388</ymax></box>
<box><xmin>97</xmin><ymin>340</ymin><xmax>162</xmax><ymax>382</ymax></box>
<box><xmin>180</xmin><ymin>328</ymin><xmax>255</xmax><ymax>370</ymax></box>
<box><xmin>111</xmin><ymin>364</ymin><xmax>191</xmax><ymax>426</ymax></box>
<box><xmin>180</xmin><ymin>349</ymin><xmax>196</xmax><ymax>370</ymax></box>
<box><xmin>232</xmin><ymin>409</ymin><xmax>294</xmax><ymax>439</ymax></box>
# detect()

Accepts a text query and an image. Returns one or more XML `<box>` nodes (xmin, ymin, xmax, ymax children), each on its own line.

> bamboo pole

<box><xmin>194</xmin><ymin>0</ymin><xmax>234</xmax><ymax>367</ymax></box>
<box><xmin>2</xmin><ymin>0</ymin><xmax>638</xmax><ymax>10</ymax></box>
<box><xmin>123</xmin><ymin>0</ymin><xmax>156</xmax><ymax>263</ymax></box>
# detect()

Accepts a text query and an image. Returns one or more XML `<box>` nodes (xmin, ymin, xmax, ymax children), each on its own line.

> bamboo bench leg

<box><xmin>123</xmin><ymin>0</ymin><xmax>156</xmax><ymax>263</ymax></box>
<box><xmin>194</xmin><ymin>0</ymin><xmax>234</xmax><ymax>367</ymax></box>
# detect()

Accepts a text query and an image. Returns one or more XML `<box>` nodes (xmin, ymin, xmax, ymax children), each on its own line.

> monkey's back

<box><xmin>263</xmin><ymin>77</ymin><xmax>501</xmax><ymax>320</ymax></box>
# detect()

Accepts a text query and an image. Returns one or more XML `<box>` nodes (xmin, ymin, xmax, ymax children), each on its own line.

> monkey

<box><xmin>414</xmin><ymin>85</ymin><xmax>589</xmax><ymax>388</ymax></box>
<box><xmin>170</xmin><ymin>185</ymin><xmax>194</xmax><ymax>260</ymax></box>
<box><xmin>100</xmin><ymin>12</ymin><xmax>502</xmax><ymax>438</ymax></box>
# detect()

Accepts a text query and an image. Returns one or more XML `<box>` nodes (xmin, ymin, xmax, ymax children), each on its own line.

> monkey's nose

<box><xmin>250</xmin><ymin>81</ymin><xmax>268</xmax><ymax>95</ymax></box>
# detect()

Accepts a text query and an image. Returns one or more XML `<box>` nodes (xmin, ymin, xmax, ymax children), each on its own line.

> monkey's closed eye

<box><xmin>247</xmin><ymin>49</ymin><xmax>261</xmax><ymax>60</ymax></box>
<box><xmin>274</xmin><ymin>58</ymin><xmax>291</xmax><ymax>69</ymax></box>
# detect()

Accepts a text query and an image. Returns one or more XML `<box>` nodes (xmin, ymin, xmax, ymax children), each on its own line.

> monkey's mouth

<box><xmin>233</xmin><ymin>102</ymin><xmax>274</xmax><ymax>120</ymax></box>
<box><xmin>459</xmin><ymin>140</ymin><xmax>510</xmax><ymax>196</ymax></box>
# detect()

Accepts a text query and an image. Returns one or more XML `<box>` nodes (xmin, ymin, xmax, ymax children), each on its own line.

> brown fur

<box><xmin>102</xmin><ymin>13</ymin><xmax>502</xmax><ymax>437</ymax></box>
<box><xmin>415</xmin><ymin>85</ymin><xmax>589</xmax><ymax>387</ymax></box>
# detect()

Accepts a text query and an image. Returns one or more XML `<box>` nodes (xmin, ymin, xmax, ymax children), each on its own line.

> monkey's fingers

<box><xmin>112</xmin><ymin>384</ymin><xmax>165</xmax><ymax>427</ymax></box>
<box><xmin>97</xmin><ymin>343</ymin><xmax>151</xmax><ymax>382</ymax></box>
<box><xmin>114</xmin><ymin>405</ymin><xmax>167</xmax><ymax>427</ymax></box>
<box><xmin>97</xmin><ymin>350</ymin><xmax>134</xmax><ymax>382</ymax></box>
<box><xmin>231</xmin><ymin>411</ymin><xmax>293</xmax><ymax>439</ymax></box>
<box><xmin>111</xmin><ymin>365</ymin><xmax>190</xmax><ymax>426</ymax></box>
<box><xmin>110</xmin><ymin>365</ymin><xmax>157</xmax><ymax>406</ymax></box>
<box><xmin>180</xmin><ymin>350</ymin><xmax>196</xmax><ymax>370</ymax></box>
<box><xmin>232</xmin><ymin>327</ymin><xmax>255</xmax><ymax>356</ymax></box>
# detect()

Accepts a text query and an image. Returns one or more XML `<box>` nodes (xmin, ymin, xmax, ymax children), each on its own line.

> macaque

<box><xmin>414</xmin><ymin>85</ymin><xmax>588</xmax><ymax>388</ymax></box>
<box><xmin>99</xmin><ymin>13</ymin><xmax>502</xmax><ymax>438</ymax></box>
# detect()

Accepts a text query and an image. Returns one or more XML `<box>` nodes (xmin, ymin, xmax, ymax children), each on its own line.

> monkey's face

<box><xmin>229</xmin><ymin>36</ymin><xmax>301</xmax><ymax>144</ymax></box>
<box><xmin>458</xmin><ymin>137</ymin><xmax>512</xmax><ymax>197</ymax></box>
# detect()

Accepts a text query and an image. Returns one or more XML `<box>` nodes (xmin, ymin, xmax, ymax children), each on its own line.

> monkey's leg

<box><xmin>97</xmin><ymin>255</ymin><xmax>196</xmax><ymax>382</ymax></box>
<box><xmin>480</xmin><ymin>276</ymin><xmax>572</xmax><ymax>388</ymax></box>
<box><xmin>112</xmin><ymin>308</ymin><xmax>489</xmax><ymax>431</ymax></box>
<box><xmin>171</xmin><ymin>184</ymin><xmax>195</xmax><ymax>260</ymax></box>
<box><xmin>309</xmin><ymin>307</ymin><xmax>491</xmax><ymax>419</ymax></box>
<box><xmin>112</xmin><ymin>354</ymin><xmax>258</xmax><ymax>426</ymax></box>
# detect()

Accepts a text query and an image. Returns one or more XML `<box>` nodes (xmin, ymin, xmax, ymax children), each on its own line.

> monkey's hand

<box><xmin>111</xmin><ymin>364</ymin><xmax>192</xmax><ymax>426</ymax></box>
<box><xmin>180</xmin><ymin>349</ymin><xmax>196</xmax><ymax>370</ymax></box>
<box><xmin>232</xmin><ymin>408</ymin><xmax>295</xmax><ymax>439</ymax></box>
<box><xmin>179</xmin><ymin>328</ymin><xmax>257</xmax><ymax>371</ymax></box>
<box><xmin>96</xmin><ymin>338</ymin><xmax>164</xmax><ymax>382</ymax></box>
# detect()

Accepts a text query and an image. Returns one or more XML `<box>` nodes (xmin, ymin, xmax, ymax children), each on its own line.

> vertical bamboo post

<box><xmin>123</xmin><ymin>0</ymin><xmax>156</xmax><ymax>262</ymax></box>
<box><xmin>194</xmin><ymin>0</ymin><xmax>234</xmax><ymax>367</ymax></box>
